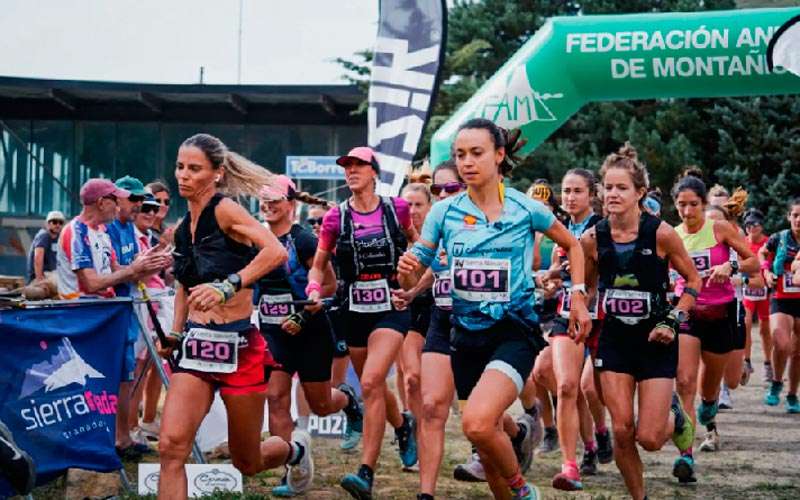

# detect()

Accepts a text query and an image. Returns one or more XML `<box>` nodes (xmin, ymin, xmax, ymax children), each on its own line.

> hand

<box><xmin>398</xmin><ymin>251</ymin><xmax>421</xmax><ymax>277</ymax></box>
<box><xmin>764</xmin><ymin>270</ymin><xmax>776</xmax><ymax>288</ymax></box>
<box><xmin>304</xmin><ymin>290</ymin><xmax>323</xmax><ymax>314</ymax></box>
<box><xmin>730</xmin><ymin>275</ymin><xmax>743</xmax><ymax>287</ymax></box>
<box><xmin>281</xmin><ymin>313</ymin><xmax>305</xmax><ymax>335</ymax></box>
<box><xmin>542</xmin><ymin>277</ymin><xmax>562</xmax><ymax>299</ymax></box>
<box><xmin>187</xmin><ymin>283</ymin><xmax>228</xmax><ymax>311</ymax></box>
<box><xmin>438</xmin><ymin>249</ymin><xmax>448</xmax><ymax>268</ymax></box>
<box><xmin>648</xmin><ymin>325</ymin><xmax>676</xmax><ymax>344</ymax></box>
<box><xmin>567</xmin><ymin>295</ymin><xmax>591</xmax><ymax>344</ymax></box>
<box><xmin>707</xmin><ymin>262</ymin><xmax>732</xmax><ymax>285</ymax></box>
<box><xmin>156</xmin><ymin>335</ymin><xmax>180</xmax><ymax>358</ymax></box>
<box><xmin>391</xmin><ymin>289</ymin><xmax>411</xmax><ymax>311</ymax></box>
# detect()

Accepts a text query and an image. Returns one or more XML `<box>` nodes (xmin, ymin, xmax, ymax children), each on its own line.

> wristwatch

<box><xmin>729</xmin><ymin>260</ymin><xmax>740</xmax><ymax>275</ymax></box>
<box><xmin>226</xmin><ymin>273</ymin><xmax>242</xmax><ymax>292</ymax></box>
<box><xmin>570</xmin><ymin>284</ymin><xmax>587</xmax><ymax>296</ymax></box>
<box><xmin>667</xmin><ymin>309</ymin><xmax>689</xmax><ymax>324</ymax></box>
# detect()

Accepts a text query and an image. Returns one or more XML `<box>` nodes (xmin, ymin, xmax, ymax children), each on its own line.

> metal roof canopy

<box><xmin>0</xmin><ymin>76</ymin><xmax>364</xmax><ymax>124</ymax></box>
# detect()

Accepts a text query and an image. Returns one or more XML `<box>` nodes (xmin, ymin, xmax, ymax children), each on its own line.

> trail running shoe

<box><xmin>596</xmin><ymin>429</ymin><xmax>613</xmax><ymax>464</ymax></box>
<box><xmin>764</xmin><ymin>364</ymin><xmax>774</xmax><ymax>387</ymax></box>
<box><xmin>580</xmin><ymin>448</ymin><xmax>599</xmax><ymax>476</ymax></box>
<box><xmin>741</xmin><ymin>360</ymin><xmax>753</xmax><ymax>386</ymax></box>
<box><xmin>396</xmin><ymin>411</ymin><xmax>418</xmax><ymax>467</ymax></box>
<box><xmin>0</xmin><ymin>421</ymin><xmax>36</xmax><ymax>495</ymax></box>
<box><xmin>512</xmin><ymin>414</ymin><xmax>536</xmax><ymax>474</ymax></box>
<box><xmin>718</xmin><ymin>384</ymin><xmax>733</xmax><ymax>410</ymax></box>
<box><xmin>340</xmin><ymin>422</ymin><xmax>362</xmax><ymax>451</ymax></box>
<box><xmin>287</xmin><ymin>430</ymin><xmax>314</xmax><ymax>494</ymax></box>
<box><xmin>765</xmin><ymin>381</ymin><xmax>783</xmax><ymax>406</ymax></box>
<box><xmin>341</xmin><ymin>470</ymin><xmax>373</xmax><ymax>500</ymax></box>
<box><xmin>552</xmin><ymin>464</ymin><xmax>583</xmax><ymax>491</ymax></box>
<box><xmin>338</xmin><ymin>383</ymin><xmax>364</xmax><ymax>434</ymax></box>
<box><xmin>785</xmin><ymin>394</ymin><xmax>800</xmax><ymax>414</ymax></box>
<box><xmin>453</xmin><ymin>452</ymin><xmax>485</xmax><ymax>482</ymax></box>
<box><xmin>671</xmin><ymin>394</ymin><xmax>695</xmax><ymax>453</ymax></box>
<box><xmin>537</xmin><ymin>427</ymin><xmax>559</xmax><ymax>454</ymax></box>
<box><xmin>698</xmin><ymin>429</ymin><xmax>720</xmax><ymax>452</ymax></box>
<box><xmin>696</xmin><ymin>400</ymin><xmax>718</xmax><ymax>426</ymax></box>
<box><xmin>511</xmin><ymin>482</ymin><xmax>540</xmax><ymax>499</ymax></box>
<box><xmin>672</xmin><ymin>455</ymin><xmax>697</xmax><ymax>484</ymax></box>
<box><xmin>271</xmin><ymin>475</ymin><xmax>296</xmax><ymax>497</ymax></box>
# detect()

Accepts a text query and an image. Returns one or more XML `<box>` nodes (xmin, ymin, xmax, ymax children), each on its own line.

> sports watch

<box><xmin>226</xmin><ymin>273</ymin><xmax>242</xmax><ymax>292</ymax></box>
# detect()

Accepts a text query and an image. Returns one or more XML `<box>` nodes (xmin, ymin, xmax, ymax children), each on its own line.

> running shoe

<box><xmin>396</xmin><ymin>411</ymin><xmax>418</xmax><ymax>468</ymax></box>
<box><xmin>785</xmin><ymin>394</ymin><xmax>800</xmax><ymax>414</ymax></box>
<box><xmin>0</xmin><ymin>421</ymin><xmax>36</xmax><ymax>495</ymax></box>
<box><xmin>340</xmin><ymin>423</ymin><xmax>362</xmax><ymax>451</ymax></box>
<box><xmin>552</xmin><ymin>463</ymin><xmax>583</xmax><ymax>491</ymax></box>
<box><xmin>696</xmin><ymin>400</ymin><xmax>718</xmax><ymax>426</ymax></box>
<box><xmin>537</xmin><ymin>427</ymin><xmax>559</xmax><ymax>454</ymax></box>
<box><xmin>526</xmin><ymin>408</ymin><xmax>545</xmax><ymax>451</ymax></box>
<box><xmin>453</xmin><ymin>452</ymin><xmax>486</xmax><ymax>482</ymax></box>
<box><xmin>511</xmin><ymin>482</ymin><xmax>541</xmax><ymax>500</ymax></box>
<box><xmin>341</xmin><ymin>470</ymin><xmax>373</xmax><ymax>500</ymax></box>
<box><xmin>580</xmin><ymin>448</ymin><xmax>599</xmax><ymax>476</ymax></box>
<box><xmin>672</xmin><ymin>455</ymin><xmax>697</xmax><ymax>484</ymax></box>
<box><xmin>287</xmin><ymin>430</ymin><xmax>314</xmax><ymax>494</ymax></box>
<box><xmin>338</xmin><ymin>383</ymin><xmax>364</xmax><ymax>434</ymax></box>
<box><xmin>271</xmin><ymin>475</ymin><xmax>296</xmax><ymax>498</ymax></box>
<box><xmin>764</xmin><ymin>363</ymin><xmax>774</xmax><ymax>387</ymax></box>
<box><xmin>512</xmin><ymin>414</ymin><xmax>536</xmax><ymax>474</ymax></box>
<box><xmin>670</xmin><ymin>394</ymin><xmax>695</xmax><ymax>453</ymax></box>
<box><xmin>718</xmin><ymin>384</ymin><xmax>733</xmax><ymax>410</ymax></box>
<box><xmin>596</xmin><ymin>429</ymin><xmax>613</xmax><ymax>464</ymax></box>
<box><xmin>764</xmin><ymin>381</ymin><xmax>783</xmax><ymax>406</ymax></box>
<box><xmin>138</xmin><ymin>419</ymin><xmax>161</xmax><ymax>441</ymax></box>
<box><xmin>698</xmin><ymin>430</ymin><xmax>720</xmax><ymax>452</ymax></box>
<box><xmin>741</xmin><ymin>360</ymin><xmax>753</xmax><ymax>386</ymax></box>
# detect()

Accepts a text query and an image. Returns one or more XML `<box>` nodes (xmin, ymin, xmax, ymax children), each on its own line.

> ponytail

<box><xmin>293</xmin><ymin>190</ymin><xmax>334</xmax><ymax>208</ymax></box>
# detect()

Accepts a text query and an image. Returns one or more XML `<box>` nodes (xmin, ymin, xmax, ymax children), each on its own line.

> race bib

<box><xmin>783</xmin><ymin>273</ymin><xmax>800</xmax><ymax>294</ymax></box>
<box><xmin>451</xmin><ymin>257</ymin><xmax>510</xmax><ymax>302</ymax></box>
<box><xmin>743</xmin><ymin>286</ymin><xmax>768</xmax><ymax>301</ymax></box>
<box><xmin>178</xmin><ymin>328</ymin><xmax>239</xmax><ymax>374</ymax></box>
<box><xmin>349</xmin><ymin>279</ymin><xmax>392</xmax><ymax>313</ymax></box>
<box><xmin>603</xmin><ymin>289</ymin><xmax>651</xmax><ymax>325</ymax></box>
<box><xmin>258</xmin><ymin>293</ymin><xmax>294</xmax><ymax>325</ymax></box>
<box><xmin>689</xmin><ymin>250</ymin><xmax>712</xmax><ymax>278</ymax></box>
<box><xmin>433</xmin><ymin>271</ymin><xmax>452</xmax><ymax>309</ymax></box>
<box><xmin>559</xmin><ymin>288</ymin><xmax>599</xmax><ymax>320</ymax></box>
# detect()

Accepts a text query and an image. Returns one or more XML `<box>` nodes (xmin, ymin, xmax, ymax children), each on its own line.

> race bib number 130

<box><xmin>451</xmin><ymin>257</ymin><xmax>510</xmax><ymax>302</ymax></box>
<box><xmin>349</xmin><ymin>279</ymin><xmax>392</xmax><ymax>313</ymax></box>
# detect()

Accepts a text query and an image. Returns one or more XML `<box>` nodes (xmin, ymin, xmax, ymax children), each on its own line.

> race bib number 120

<box><xmin>451</xmin><ymin>257</ymin><xmax>510</xmax><ymax>302</ymax></box>
<box><xmin>179</xmin><ymin>328</ymin><xmax>239</xmax><ymax>374</ymax></box>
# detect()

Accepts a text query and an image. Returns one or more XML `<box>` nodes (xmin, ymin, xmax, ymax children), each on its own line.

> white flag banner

<box><xmin>768</xmin><ymin>14</ymin><xmax>800</xmax><ymax>78</ymax></box>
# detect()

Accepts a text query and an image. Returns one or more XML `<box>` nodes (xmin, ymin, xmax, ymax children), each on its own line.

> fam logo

<box><xmin>478</xmin><ymin>65</ymin><xmax>564</xmax><ymax>128</ymax></box>
<box><xmin>452</xmin><ymin>242</ymin><xmax>465</xmax><ymax>257</ymax></box>
<box><xmin>194</xmin><ymin>468</ymin><xmax>240</xmax><ymax>493</ymax></box>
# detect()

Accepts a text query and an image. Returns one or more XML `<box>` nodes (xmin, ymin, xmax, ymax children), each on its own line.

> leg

<box><xmin>676</xmin><ymin>335</ymin><xmax>702</xmax><ymax>425</ymax></box>
<box><xmin>551</xmin><ymin>337</ymin><xmax>584</xmax><ymax>465</ymax></box>
<box><xmin>395</xmin><ymin>352</ymin><xmax>407</xmax><ymax>411</ymax></box>
<box><xmin>759</xmin><ymin>313</ymin><xmax>773</xmax><ymax>369</ymax></box>
<box><xmin>744</xmin><ymin>308</ymin><xmax>754</xmax><ymax>361</ymax></box>
<box><xmin>698</xmin><ymin>351</ymin><xmax>729</xmax><ymax>402</ymax></box>
<box><xmin>401</xmin><ymin>330</ymin><xmax>425</xmax><ymax>420</ymax></box>
<box><xmin>635</xmin><ymin>378</ymin><xmax>677</xmax><ymax>451</ymax></box>
<box><xmin>302</xmin><ymin>381</ymin><xmax>348</xmax><ymax>417</ymax></box>
<box><xmin>788</xmin><ymin>319</ymin><xmax>800</xmax><ymax>395</ymax></box>
<box><xmin>331</xmin><ymin>356</ymin><xmax>349</xmax><ymax>387</ymax></box>
<box><xmin>128</xmin><ymin>358</ymin><xmax>148</xmax><ymax>430</ymax></box>
<box><xmin>418</xmin><ymin>352</ymin><xmax>455</xmax><ymax>496</ymax></box>
<box><xmin>157</xmin><ymin>374</ymin><xmax>215</xmax><ymax>499</ymax></box>
<box><xmin>223</xmin><ymin>390</ymin><xmax>290</xmax><ymax>474</ymax></box>
<box><xmin>724</xmin><ymin>349</ymin><xmax>745</xmax><ymax>390</ymax></box>
<box><xmin>771</xmin><ymin>313</ymin><xmax>794</xmax><ymax>383</ymax></box>
<box><xmin>116</xmin><ymin>381</ymin><xmax>134</xmax><ymax>448</ymax></box>
<box><xmin>296</xmin><ymin>383</ymin><xmax>310</xmax><ymax>428</ymax></box>
<box><xmin>581</xmin><ymin>360</ymin><xmax>606</xmax><ymax>432</ymax></box>
<box><xmin>266</xmin><ymin>371</ymin><xmax>294</xmax><ymax>442</ymax></box>
<box><xmin>532</xmin><ymin>345</ymin><xmax>556</xmax><ymax>393</ymax></box>
<box><xmin>142</xmin><ymin>362</ymin><xmax>163</xmax><ymax>424</ymax></box>
<box><xmin>384</xmin><ymin>383</ymin><xmax>404</xmax><ymax>429</ymax></box>
<box><xmin>599</xmin><ymin>371</ymin><xmax>643</xmax><ymax>500</ymax></box>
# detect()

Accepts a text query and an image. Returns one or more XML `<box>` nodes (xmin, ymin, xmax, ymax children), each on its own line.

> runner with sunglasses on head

<box><xmin>741</xmin><ymin>210</ymin><xmax>772</xmax><ymax>385</ymax></box>
<box><xmin>155</xmin><ymin>133</ymin><xmax>313</xmax><ymax>500</ymax></box>
<box><xmin>399</xmin><ymin>118</ymin><xmax>591</xmax><ymax>500</ymax></box>
<box><xmin>671</xmin><ymin>170</ymin><xmax>757</xmax><ymax>481</ymax></box>
<box><xmin>256</xmin><ymin>175</ymin><xmax>363</xmax><ymax>497</ymax></box>
<box><xmin>582</xmin><ymin>143</ymin><xmax>700</xmax><ymax>500</ymax></box>
<box><xmin>305</xmin><ymin>146</ymin><xmax>419</xmax><ymax>499</ymax></box>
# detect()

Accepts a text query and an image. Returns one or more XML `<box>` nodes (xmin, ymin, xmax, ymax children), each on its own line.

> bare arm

<box><xmin>717</xmin><ymin>221</ymin><xmax>758</xmax><ymax>275</ymax></box>
<box><xmin>398</xmin><ymin>237</ymin><xmax>435</xmax><ymax>290</ymax></box>
<box><xmin>76</xmin><ymin>266</ymin><xmax>138</xmax><ymax>294</ymax></box>
<box><xmin>543</xmin><ymin>219</ymin><xmax>591</xmax><ymax>341</ymax></box>
<box><xmin>658</xmin><ymin>223</ymin><xmax>701</xmax><ymax>313</ymax></box>
<box><xmin>305</xmin><ymin>254</ymin><xmax>337</xmax><ymax>297</ymax></box>
<box><xmin>579</xmin><ymin>228</ymin><xmax>599</xmax><ymax>304</ymax></box>
<box><xmin>172</xmin><ymin>284</ymin><xmax>189</xmax><ymax>332</ymax></box>
<box><xmin>33</xmin><ymin>247</ymin><xmax>46</xmax><ymax>280</ymax></box>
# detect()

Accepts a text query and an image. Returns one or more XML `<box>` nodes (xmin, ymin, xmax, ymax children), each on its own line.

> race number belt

<box><xmin>451</xmin><ymin>257</ymin><xmax>510</xmax><ymax>302</ymax></box>
<box><xmin>349</xmin><ymin>279</ymin><xmax>392</xmax><ymax>313</ymax></box>
<box><xmin>433</xmin><ymin>271</ymin><xmax>452</xmax><ymax>309</ymax></box>
<box><xmin>688</xmin><ymin>249</ymin><xmax>712</xmax><ymax>278</ymax></box>
<box><xmin>258</xmin><ymin>293</ymin><xmax>294</xmax><ymax>325</ymax></box>
<box><xmin>559</xmin><ymin>288</ymin><xmax>599</xmax><ymax>320</ymax></box>
<box><xmin>603</xmin><ymin>289</ymin><xmax>652</xmax><ymax>325</ymax></box>
<box><xmin>783</xmin><ymin>273</ymin><xmax>800</xmax><ymax>294</ymax></box>
<box><xmin>178</xmin><ymin>328</ymin><xmax>239</xmax><ymax>374</ymax></box>
<box><xmin>743</xmin><ymin>286</ymin><xmax>768</xmax><ymax>301</ymax></box>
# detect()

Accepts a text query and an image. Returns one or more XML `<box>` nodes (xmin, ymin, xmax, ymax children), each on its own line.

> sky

<box><xmin>0</xmin><ymin>0</ymin><xmax>378</xmax><ymax>85</ymax></box>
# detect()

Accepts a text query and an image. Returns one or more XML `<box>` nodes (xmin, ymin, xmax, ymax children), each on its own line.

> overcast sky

<box><xmin>0</xmin><ymin>0</ymin><xmax>378</xmax><ymax>85</ymax></box>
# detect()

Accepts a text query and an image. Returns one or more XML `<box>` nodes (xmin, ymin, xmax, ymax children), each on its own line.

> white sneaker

<box><xmin>130</xmin><ymin>427</ymin><xmax>150</xmax><ymax>446</ymax></box>
<box><xmin>139</xmin><ymin>419</ymin><xmax>160</xmax><ymax>440</ymax></box>
<box><xmin>718</xmin><ymin>384</ymin><xmax>733</xmax><ymax>410</ymax></box>
<box><xmin>699</xmin><ymin>429</ymin><xmax>720</xmax><ymax>452</ymax></box>
<box><xmin>287</xmin><ymin>430</ymin><xmax>314</xmax><ymax>493</ymax></box>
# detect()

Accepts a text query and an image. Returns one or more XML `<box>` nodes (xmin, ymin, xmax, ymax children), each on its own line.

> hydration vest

<box><xmin>335</xmin><ymin>196</ymin><xmax>407</xmax><ymax>284</ymax></box>
<box><xmin>173</xmin><ymin>193</ymin><xmax>256</xmax><ymax>288</ymax></box>
<box><xmin>257</xmin><ymin>227</ymin><xmax>310</xmax><ymax>300</ymax></box>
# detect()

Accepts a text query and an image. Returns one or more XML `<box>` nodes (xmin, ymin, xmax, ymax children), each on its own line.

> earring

<box><xmin>215</xmin><ymin>176</ymin><xmax>221</xmax><ymax>182</ymax></box>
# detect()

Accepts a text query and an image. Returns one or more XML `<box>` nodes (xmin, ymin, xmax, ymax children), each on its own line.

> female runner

<box><xmin>741</xmin><ymin>210</ymin><xmax>771</xmax><ymax>384</ymax></box>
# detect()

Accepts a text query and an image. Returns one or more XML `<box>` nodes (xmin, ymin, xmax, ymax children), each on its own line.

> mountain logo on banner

<box><xmin>478</xmin><ymin>65</ymin><xmax>563</xmax><ymax>128</ymax></box>
<box><xmin>19</xmin><ymin>338</ymin><xmax>105</xmax><ymax>398</ymax></box>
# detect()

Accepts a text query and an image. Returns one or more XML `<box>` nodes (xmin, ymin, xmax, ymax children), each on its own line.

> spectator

<box><xmin>145</xmin><ymin>180</ymin><xmax>171</xmax><ymax>246</ymax></box>
<box><xmin>306</xmin><ymin>205</ymin><xmax>328</xmax><ymax>237</ymax></box>
<box><xmin>26</xmin><ymin>210</ymin><xmax>64</xmax><ymax>283</ymax></box>
<box><xmin>106</xmin><ymin>176</ymin><xmax>146</xmax><ymax>297</ymax></box>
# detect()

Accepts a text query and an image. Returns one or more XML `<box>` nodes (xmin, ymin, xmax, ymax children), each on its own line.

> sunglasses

<box><xmin>48</xmin><ymin>220</ymin><xmax>65</xmax><ymax>225</ymax></box>
<box><xmin>306</xmin><ymin>217</ymin><xmax>323</xmax><ymax>226</ymax></box>
<box><xmin>141</xmin><ymin>205</ymin><xmax>159</xmax><ymax>214</ymax></box>
<box><xmin>157</xmin><ymin>197</ymin><xmax>170</xmax><ymax>206</ymax></box>
<box><xmin>430</xmin><ymin>182</ymin><xmax>465</xmax><ymax>196</ymax></box>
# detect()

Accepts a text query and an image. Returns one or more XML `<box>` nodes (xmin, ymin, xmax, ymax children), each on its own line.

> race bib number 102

<box><xmin>451</xmin><ymin>257</ymin><xmax>510</xmax><ymax>302</ymax></box>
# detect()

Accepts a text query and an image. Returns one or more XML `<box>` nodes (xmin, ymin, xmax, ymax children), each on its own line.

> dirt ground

<box><xmin>27</xmin><ymin>324</ymin><xmax>800</xmax><ymax>499</ymax></box>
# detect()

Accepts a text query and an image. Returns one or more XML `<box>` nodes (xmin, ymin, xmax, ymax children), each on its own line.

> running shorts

<box><xmin>744</xmin><ymin>297</ymin><xmax>770</xmax><ymax>321</ymax></box>
<box><xmin>680</xmin><ymin>300</ymin><xmax>738</xmax><ymax>355</ymax></box>
<box><xmin>450</xmin><ymin>319</ymin><xmax>544</xmax><ymax>400</ymax></box>
<box><xmin>423</xmin><ymin>306</ymin><xmax>452</xmax><ymax>355</ymax></box>
<box><xmin>325</xmin><ymin>305</ymin><xmax>350</xmax><ymax>358</ymax></box>
<box><xmin>342</xmin><ymin>309</ymin><xmax>410</xmax><ymax>348</ymax></box>
<box><xmin>770</xmin><ymin>298</ymin><xmax>800</xmax><ymax>318</ymax></box>
<box><xmin>261</xmin><ymin>312</ymin><xmax>334</xmax><ymax>383</ymax></box>
<box><xmin>173</xmin><ymin>324</ymin><xmax>268</xmax><ymax>396</ymax></box>
<box><xmin>595</xmin><ymin>317</ymin><xmax>677</xmax><ymax>381</ymax></box>
<box><xmin>409</xmin><ymin>293</ymin><xmax>433</xmax><ymax>337</ymax></box>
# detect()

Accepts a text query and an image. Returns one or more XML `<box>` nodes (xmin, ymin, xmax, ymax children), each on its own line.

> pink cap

<box><xmin>80</xmin><ymin>178</ymin><xmax>130</xmax><ymax>205</ymax></box>
<box><xmin>336</xmin><ymin>146</ymin><xmax>379</xmax><ymax>171</ymax></box>
<box><xmin>259</xmin><ymin>175</ymin><xmax>297</xmax><ymax>201</ymax></box>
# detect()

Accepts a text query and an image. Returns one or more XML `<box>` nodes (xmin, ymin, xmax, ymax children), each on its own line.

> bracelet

<box><xmin>655</xmin><ymin>322</ymin><xmax>677</xmax><ymax>336</ymax></box>
<box><xmin>761</xmin><ymin>260</ymin><xmax>772</xmax><ymax>271</ymax></box>
<box><xmin>683</xmin><ymin>287</ymin><xmax>699</xmax><ymax>300</ymax></box>
<box><xmin>305</xmin><ymin>280</ymin><xmax>322</xmax><ymax>297</ymax></box>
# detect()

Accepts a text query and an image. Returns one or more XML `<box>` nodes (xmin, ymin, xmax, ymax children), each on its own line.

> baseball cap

<box><xmin>336</xmin><ymin>146</ymin><xmax>380</xmax><ymax>172</ymax></box>
<box><xmin>643</xmin><ymin>195</ymin><xmax>661</xmax><ymax>215</ymax></box>
<box><xmin>259</xmin><ymin>175</ymin><xmax>297</xmax><ymax>201</ymax></box>
<box><xmin>115</xmin><ymin>175</ymin><xmax>147</xmax><ymax>198</ymax></box>
<box><xmin>46</xmin><ymin>210</ymin><xmax>65</xmax><ymax>222</ymax></box>
<box><xmin>80</xmin><ymin>178</ymin><xmax>130</xmax><ymax>205</ymax></box>
<box><xmin>744</xmin><ymin>213</ymin><xmax>764</xmax><ymax>227</ymax></box>
<box><xmin>142</xmin><ymin>193</ymin><xmax>161</xmax><ymax>208</ymax></box>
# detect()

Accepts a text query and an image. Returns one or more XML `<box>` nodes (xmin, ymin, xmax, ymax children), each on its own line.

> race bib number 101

<box><xmin>451</xmin><ymin>257</ymin><xmax>510</xmax><ymax>302</ymax></box>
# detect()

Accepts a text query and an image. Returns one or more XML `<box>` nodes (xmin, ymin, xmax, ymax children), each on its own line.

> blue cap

<box><xmin>643</xmin><ymin>195</ymin><xmax>661</xmax><ymax>215</ymax></box>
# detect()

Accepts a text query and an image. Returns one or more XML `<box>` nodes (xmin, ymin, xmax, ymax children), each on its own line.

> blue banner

<box><xmin>0</xmin><ymin>299</ymin><xmax>130</xmax><ymax>493</ymax></box>
<box><xmin>285</xmin><ymin>156</ymin><xmax>344</xmax><ymax>180</ymax></box>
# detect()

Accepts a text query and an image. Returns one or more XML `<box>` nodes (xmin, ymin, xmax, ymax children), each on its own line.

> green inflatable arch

<box><xmin>430</xmin><ymin>7</ymin><xmax>800</xmax><ymax>165</ymax></box>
